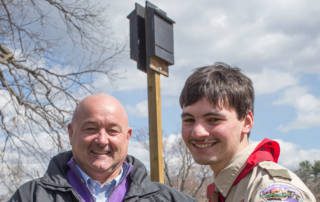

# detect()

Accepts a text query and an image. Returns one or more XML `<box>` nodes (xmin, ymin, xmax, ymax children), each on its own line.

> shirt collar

<box><xmin>74</xmin><ymin>160</ymin><xmax>131</xmax><ymax>202</ymax></box>
<box><xmin>75</xmin><ymin>162</ymin><xmax>124</xmax><ymax>187</ymax></box>
<box><xmin>214</xmin><ymin>143</ymin><xmax>257</xmax><ymax>197</ymax></box>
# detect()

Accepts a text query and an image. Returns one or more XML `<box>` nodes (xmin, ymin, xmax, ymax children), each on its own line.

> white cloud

<box><xmin>248</xmin><ymin>69</ymin><xmax>298</xmax><ymax>95</ymax></box>
<box><xmin>276</xmin><ymin>139</ymin><xmax>320</xmax><ymax>170</ymax></box>
<box><xmin>249</xmin><ymin>139</ymin><xmax>320</xmax><ymax>170</ymax></box>
<box><xmin>0</xmin><ymin>90</ymin><xmax>11</xmax><ymax>109</ymax></box>
<box><xmin>128</xmin><ymin>140</ymin><xmax>150</xmax><ymax>170</ymax></box>
<box><xmin>0</xmin><ymin>131</ymin><xmax>70</xmax><ymax>198</ymax></box>
<box><xmin>165</xmin><ymin>133</ymin><xmax>180</xmax><ymax>144</ymax></box>
<box><xmin>1</xmin><ymin>131</ymin><xmax>70</xmax><ymax>163</ymax></box>
<box><xmin>274</xmin><ymin>86</ymin><xmax>320</xmax><ymax>132</ymax></box>
<box><xmin>106</xmin><ymin>0</ymin><xmax>320</xmax><ymax>95</ymax></box>
<box><xmin>92</xmin><ymin>61</ymin><xmax>147</xmax><ymax>93</ymax></box>
<box><xmin>126</xmin><ymin>100</ymin><xmax>148</xmax><ymax>118</ymax></box>
<box><xmin>248</xmin><ymin>69</ymin><xmax>320</xmax><ymax>132</ymax></box>
<box><xmin>161</xmin><ymin>74</ymin><xmax>185</xmax><ymax>97</ymax></box>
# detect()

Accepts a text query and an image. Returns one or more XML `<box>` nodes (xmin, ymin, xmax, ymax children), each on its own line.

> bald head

<box><xmin>71</xmin><ymin>93</ymin><xmax>129</xmax><ymax>127</ymax></box>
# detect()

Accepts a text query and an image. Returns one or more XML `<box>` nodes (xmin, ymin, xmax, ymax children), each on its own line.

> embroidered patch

<box><xmin>259</xmin><ymin>183</ymin><xmax>302</xmax><ymax>202</ymax></box>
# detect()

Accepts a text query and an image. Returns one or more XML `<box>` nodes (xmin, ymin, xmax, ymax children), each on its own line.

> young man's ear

<box><xmin>243</xmin><ymin>111</ymin><xmax>254</xmax><ymax>134</ymax></box>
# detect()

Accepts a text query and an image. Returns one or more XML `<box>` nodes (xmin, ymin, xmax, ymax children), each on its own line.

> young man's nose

<box><xmin>191</xmin><ymin>123</ymin><xmax>210</xmax><ymax>137</ymax></box>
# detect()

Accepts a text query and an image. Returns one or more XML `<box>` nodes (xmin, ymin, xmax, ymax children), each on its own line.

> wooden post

<box><xmin>147</xmin><ymin>59</ymin><xmax>164</xmax><ymax>183</ymax></box>
<box><xmin>128</xmin><ymin>2</ymin><xmax>174</xmax><ymax>183</ymax></box>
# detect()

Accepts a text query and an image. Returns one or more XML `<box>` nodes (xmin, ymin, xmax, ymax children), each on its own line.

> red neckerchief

<box><xmin>207</xmin><ymin>138</ymin><xmax>280</xmax><ymax>202</ymax></box>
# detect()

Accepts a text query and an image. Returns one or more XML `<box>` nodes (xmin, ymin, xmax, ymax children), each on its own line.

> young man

<box><xmin>179</xmin><ymin>63</ymin><xmax>316</xmax><ymax>202</ymax></box>
<box><xmin>10</xmin><ymin>93</ymin><xmax>195</xmax><ymax>202</ymax></box>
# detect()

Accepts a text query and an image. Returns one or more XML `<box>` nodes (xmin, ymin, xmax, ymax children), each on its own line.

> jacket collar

<box><xmin>40</xmin><ymin>151</ymin><xmax>73</xmax><ymax>190</ymax></box>
<box><xmin>38</xmin><ymin>151</ymin><xmax>161</xmax><ymax>197</ymax></box>
<box><xmin>124</xmin><ymin>155</ymin><xmax>160</xmax><ymax>199</ymax></box>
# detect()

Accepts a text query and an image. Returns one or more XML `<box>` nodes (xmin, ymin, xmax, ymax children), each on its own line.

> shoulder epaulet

<box><xmin>258</xmin><ymin>161</ymin><xmax>291</xmax><ymax>180</ymax></box>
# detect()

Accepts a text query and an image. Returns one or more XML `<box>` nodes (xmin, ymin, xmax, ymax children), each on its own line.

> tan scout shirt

<box><xmin>213</xmin><ymin>143</ymin><xmax>316</xmax><ymax>202</ymax></box>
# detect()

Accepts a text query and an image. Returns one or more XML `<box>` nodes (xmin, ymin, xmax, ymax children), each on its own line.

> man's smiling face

<box><xmin>68</xmin><ymin>95</ymin><xmax>132</xmax><ymax>183</ymax></box>
<box><xmin>181</xmin><ymin>97</ymin><xmax>252</xmax><ymax>174</ymax></box>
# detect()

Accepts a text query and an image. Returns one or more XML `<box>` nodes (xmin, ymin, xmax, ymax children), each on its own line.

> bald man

<box><xmin>10</xmin><ymin>93</ymin><xmax>195</xmax><ymax>202</ymax></box>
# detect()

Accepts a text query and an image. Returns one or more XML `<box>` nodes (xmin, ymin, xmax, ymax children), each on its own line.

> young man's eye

<box><xmin>182</xmin><ymin>117</ymin><xmax>195</xmax><ymax>124</ymax></box>
<box><xmin>206</xmin><ymin>117</ymin><xmax>221</xmax><ymax>124</ymax></box>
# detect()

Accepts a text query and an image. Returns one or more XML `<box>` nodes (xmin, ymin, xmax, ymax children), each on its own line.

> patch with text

<box><xmin>259</xmin><ymin>183</ymin><xmax>302</xmax><ymax>202</ymax></box>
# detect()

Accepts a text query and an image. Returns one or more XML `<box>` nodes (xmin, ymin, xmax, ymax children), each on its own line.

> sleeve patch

<box><xmin>259</xmin><ymin>183</ymin><xmax>303</xmax><ymax>202</ymax></box>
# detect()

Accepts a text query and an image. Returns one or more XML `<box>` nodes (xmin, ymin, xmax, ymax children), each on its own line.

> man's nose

<box><xmin>95</xmin><ymin>129</ymin><xmax>109</xmax><ymax>145</ymax></box>
<box><xmin>191</xmin><ymin>123</ymin><xmax>210</xmax><ymax>137</ymax></box>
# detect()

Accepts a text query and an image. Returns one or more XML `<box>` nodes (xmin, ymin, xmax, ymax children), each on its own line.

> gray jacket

<box><xmin>9</xmin><ymin>151</ymin><xmax>195</xmax><ymax>202</ymax></box>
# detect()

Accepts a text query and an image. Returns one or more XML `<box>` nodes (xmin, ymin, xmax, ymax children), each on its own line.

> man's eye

<box><xmin>107</xmin><ymin>127</ymin><xmax>121</xmax><ymax>135</ymax></box>
<box><xmin>182</xmin><ymin>118</ymin><xmax>195</xmax><ymax>124</ymax></box>
<box><xmin>84</xmin><ymin>127</ymin><xmax>98</xmax><ymax>132</ymax></box>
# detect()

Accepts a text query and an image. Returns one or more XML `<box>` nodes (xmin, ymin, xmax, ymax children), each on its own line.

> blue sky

<box><xmin>89</xmin><ymin>0</ymin><xmax>320</xmax><ymax>169</ymax></box>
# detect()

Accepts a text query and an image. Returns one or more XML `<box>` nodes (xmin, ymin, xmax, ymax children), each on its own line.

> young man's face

<box><xmin>181</xmin><ymin>98</ymin><xmax>253</xmax><ymax>174</ymax></box>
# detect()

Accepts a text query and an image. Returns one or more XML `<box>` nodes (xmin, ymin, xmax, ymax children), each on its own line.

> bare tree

<box><xmin>132</xmin><ymin>130</ymin><xmax>212</xmax><ymax>201</ymax></box>
<box><xmin>164</xmin><ymin>136</ymin><xmax>212</xmax><ymax>201</ymax></box>
<box><xmin>0</xmin><ymin>0</ymin><xmax>124</xmax><ymax>198</ymax></box>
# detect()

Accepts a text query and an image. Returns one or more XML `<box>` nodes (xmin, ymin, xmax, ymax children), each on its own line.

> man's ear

<box><xmin>68</xmin><ymin>123</ymin><xmax>73</xmax><ymax>145</ymax></box>
<box><xmin>127</xmin><ymin>128</ymin><xmax>132</xmax><ymax>140</ymax></box>
<box><xmin>242</xmin><ymin>111</ymin><xmax>254</xmax><ymax>134</ymax></box>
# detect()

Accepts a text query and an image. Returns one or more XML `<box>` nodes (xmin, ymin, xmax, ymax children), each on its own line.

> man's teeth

<box><xmin>195</xmin><ymin>143</ymin><xmax>212</xmax><ymax>148</ymax></box>
<box><xmin>193</xmin><ymin>140</ymin><xmax>217</xmax><ymax>148</ymax></box>
<box><xmin>92</xmin><ymin>150</ymin><xmax>111</xmax><ymax>155</ymax></box>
